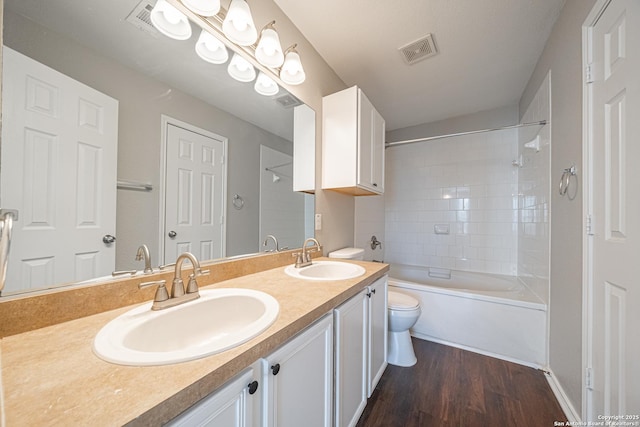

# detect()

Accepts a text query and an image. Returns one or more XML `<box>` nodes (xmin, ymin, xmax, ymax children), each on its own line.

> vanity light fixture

<box><xmin>279</xmin><ymin>44</ymin><xmax>306</xmax><ymax>85</ymax></box>
<box><xmin>149</xmin><ymin>0</ymin><xmax>192</xmax><ymax>41</ymax></box>
<box><xmin>254</xmin><ymin>72</ymin><xmax>279</xmax><ymax>96</ymax></box>
<box><xmin>227</xmin><ymin>53</ymin><xmax>256</xmax><ymax>82</ymax></box>
<box><xmin>222</xmin><ymin>0</ymin><xmax>258</xmax><ymax>46</ymax></box>
<box><xmin>182</xmin><ymin>0</ymin><xmax>221</xmax><ymax>17</ymax></box>
<box><xmin>255</xmin><ymin>21</ymin><xmax>284</xmax><ymax>68</ymax></box>
<box><xmin>195</xmin><ymin>29</ymin><xmax>229</xmax><ymax>64</ymax></box>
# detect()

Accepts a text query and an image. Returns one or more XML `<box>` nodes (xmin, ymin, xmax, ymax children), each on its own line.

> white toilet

<box><xmin>328</xmin><ymin>247</ymin><xmax>421</xmax><ymax>367</ymax></box>
<box><xmin>387</xmin><ymin>290</ymin><xmax>421</xmax><ymax>367</ymax></box>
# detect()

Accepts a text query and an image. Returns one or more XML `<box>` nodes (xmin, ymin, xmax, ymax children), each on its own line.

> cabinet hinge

<box><xmin>220</xmin><ymin>215</ymin><xmax>224</xmax><ymax>225</ymax></box>
<box><xmin>586</xmin><ymin>214</ymin><xmax>594</xmax><ymax>236</ymax></box>
<box><xmin>586</xmin><ymin>64</ymin><xmax>594</xmax><ymax>84</ymax></box>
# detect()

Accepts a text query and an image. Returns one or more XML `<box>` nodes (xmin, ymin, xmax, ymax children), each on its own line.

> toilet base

<box><xmin>388</xmin><ymin>330</ymin><xmax>417</xmax><ymax>367</ymax></box>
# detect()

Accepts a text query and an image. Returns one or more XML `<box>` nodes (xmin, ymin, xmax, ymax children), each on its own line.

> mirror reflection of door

<box><xmin>1</xmin><ymin>47</ymin><xmax>118</xmax><ymax>294</ymax></box>
<box><xmin>162</xmin><ymin>119</ymin><xmax>227</xmax><ymax>264</ymax></box>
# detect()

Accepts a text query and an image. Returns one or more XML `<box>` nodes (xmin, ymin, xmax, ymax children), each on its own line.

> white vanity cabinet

<box><xmin>261</xmin><ymin>314</ymin><xmax>333</xmax><ymax>427</ymax></box>
<box><xmin>322</xmin><ymin>86</ymin><xmax>385</xmax><ymax>195</ymax></box>
<box><xmin>334</xmin><ymin>276</ymin><xmax>388</xmax><ymax>427</ymax></box>
<box><xmin>168</xmin><ymin>365</ymin><xmax>261</xmax><ymax>427</ymax></box>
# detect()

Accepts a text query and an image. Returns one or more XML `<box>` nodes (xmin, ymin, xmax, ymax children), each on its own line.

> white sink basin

<box><xmin>284</xmin><ymin>260</ymin><xmax>366</xmax><ymax>281</ymax></box>
<box><xmin>93</xmin><ymin>288</ymin><xmax>279</xmax><ymax>366</ymax></box>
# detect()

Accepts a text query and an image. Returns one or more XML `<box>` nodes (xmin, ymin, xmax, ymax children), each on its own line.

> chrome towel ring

<box><xmin>559</xmin><ymin>165</ymin><xmax>578</xmax><ymax>200</ymax></box>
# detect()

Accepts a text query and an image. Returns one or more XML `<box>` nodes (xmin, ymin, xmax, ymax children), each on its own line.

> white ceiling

<box><xmin>274</xmin><ymin>0</ymin><xmax>565</xmax><ymax>131</ymax></box>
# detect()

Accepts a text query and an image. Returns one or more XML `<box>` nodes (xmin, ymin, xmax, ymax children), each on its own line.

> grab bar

<box><xmin>0</xmin><ymin>209</ymin><xmax>18</xmax><ymax>296</ymax></box>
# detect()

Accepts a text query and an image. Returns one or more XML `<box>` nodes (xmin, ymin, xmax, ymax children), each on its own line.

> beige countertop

<box><xmin>1</xmin><ymin>258</ymin><xmax>389</xmax><ymax>426</ymax></box>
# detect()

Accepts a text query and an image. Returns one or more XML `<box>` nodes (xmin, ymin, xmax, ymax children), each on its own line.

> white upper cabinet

<box><xmin>293</xmin><ymin>104</ymin><xmax>316</xmax><ymax>193</ymax></box>
<box><xmin>322</xmin><ymin>86</ymin><xmax>385</xmax><ymax>195</ymax></box>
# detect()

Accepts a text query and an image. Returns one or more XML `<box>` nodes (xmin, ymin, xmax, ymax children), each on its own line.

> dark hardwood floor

<box><xmin>357</xmin><ymin>339</ymin><xmax>567</xmax><ymax>427</ymax></box>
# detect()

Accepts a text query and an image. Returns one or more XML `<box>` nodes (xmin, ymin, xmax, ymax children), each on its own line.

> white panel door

<box><xmin>1</xmin><ymin>47</ymin><xmax>118</xmax><ymax>293</ymax></box>
<box><xmin>164</xmin><ymin>122</ymin><xmax>226</xmax><ymax>264</ymax></box>
<box><xmin>586</xmin><ymin>0</ymin><xmax>640</xmax><ymax>419</ymax></box>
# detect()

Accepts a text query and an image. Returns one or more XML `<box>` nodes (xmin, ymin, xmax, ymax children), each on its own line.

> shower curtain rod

<box><xmin>384</xmin><ymin>120</ymin><xmax>547</xmax><ymax>149</ymax></box>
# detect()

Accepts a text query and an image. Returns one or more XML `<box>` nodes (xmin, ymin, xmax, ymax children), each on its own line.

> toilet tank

<box><xmin>328</xmin><ymin>247</ymin><xmax>365</xmax><ymax>261</ymax></box>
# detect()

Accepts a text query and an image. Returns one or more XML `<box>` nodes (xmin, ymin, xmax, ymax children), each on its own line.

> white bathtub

<box><xmin>389</xmin><ymin>264</ymin><xmax>548</xmax><ymax>368</ymax></box>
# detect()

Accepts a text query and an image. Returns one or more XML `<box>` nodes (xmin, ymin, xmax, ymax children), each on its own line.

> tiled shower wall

<box><xmin>384</xmin><ymin>129</ymin><xmax>519</xmax><ymax>275</ymax></box>
<box><xmin>518</xmin><ymin>72</ymin><xmax>551</xmax><ymax>303</ymax></box>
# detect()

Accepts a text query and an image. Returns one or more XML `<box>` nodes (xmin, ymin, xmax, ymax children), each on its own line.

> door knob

<box><xmin>102</xmin><ymin>234</ymin><xmax>116</xmax><ymax>244</ymax></box>
<box><xmin>168</xmin><ymin>231</ymin><xmax>177</xmax><ymax>238</ymax></box>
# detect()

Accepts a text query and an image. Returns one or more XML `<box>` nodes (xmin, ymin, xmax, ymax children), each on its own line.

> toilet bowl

<box><xmin>388</xmin><ymin>290</ymin><xmax>421</xmax><ymax>367</ymax></box>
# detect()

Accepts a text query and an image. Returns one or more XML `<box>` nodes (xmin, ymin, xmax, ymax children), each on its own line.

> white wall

<box><xmin>354</xmin><ymin>195</ymin><xmax>385</xmax><ymax>261</ymax></box>
<box><xmin>518</xmin><ymin>73</ymin><xmax>551</xmax><ymax>304</ymax></box>
<box><xmin>382</xmin><ymin>107</ymin><xmax>519</xmax><ymax>274</ymax></box>
<box><xmin>259</xmin><ymin>146</ymin><xmax>310</xmax><ymax>251</ymax></box>
<box><xmin>518</xmin><ymin>0</ymin><xmax>597</xmax><ymax>416</ymax></box>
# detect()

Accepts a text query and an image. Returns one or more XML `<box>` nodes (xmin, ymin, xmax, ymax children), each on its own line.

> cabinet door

<box><xmin>371</xmin><ymin>108</ymin><xmax>385</xmax><ymax>193</ymax></box>
<box><xmin>263</xmin><ymin>314</ymin><xmax>333</xmax><ymax>427</ymax></box>
<box><xmin>368</xmin><ymin>276</ymin><xmax>388</xmax><ymax>397</ymax></box>
<box><xmin>357</xmin><ymin>91</ymin><xmax>385</xmax><ymax>194</ymax></box>
<box><xmin>357</xmin><ymin>90</ymin><xmax>376</xmax><ymax>192</ymax></box>
<box><xmin>334</xmin><ymin>289</ymin><xmax>368</xmax><ymax>427</ymax></box>
<box><xmin>168</xmin><ymin>368</ymin><xmax>259</xmax><ymax>427</ymax></box>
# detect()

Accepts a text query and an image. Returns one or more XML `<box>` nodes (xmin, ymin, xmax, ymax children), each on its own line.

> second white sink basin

<box><xmin>93</xmin><ymin>288</ymin><xmax>279</xmax><ymax>366</ymax></box>
<box><xmin>284</xmin><ymin>260</ymin><xmax>366</xmax><ymax>281</ymax></box>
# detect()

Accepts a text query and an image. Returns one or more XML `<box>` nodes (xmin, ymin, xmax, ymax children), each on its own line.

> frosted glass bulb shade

<box><xmin>222</xmin><ymin>0</ymin><xmax>258</xmax><ymax>46</ymax></box>
<box><xmin>227</xmin><ymin>53</ymin><xmax>256</xmax><ymax>82</ymax></box>
<box><xmin>182</xmin><ymin>0</ymin><xmax>220</xmax><ymax>16</ymax></box>
<box><xmin>150</xmin><ymin>0</ymin><xmax>192</xmax><ymax>41</ymax></box>
<box><xmin>280</xmin><ymin>51</ymin><xmax>306</xmax><ymax>85</ymax></box>
<box><xmin>254</xmin><ymin>72</ymin><xmax>279</xmax><ymax>96</ymax></box>
<box><xmin>256</xmin><ymin>28</ymin><xmax>284</xmax><ymax>68</ymax></box>
<box><xmin>195</xmin><ymin>30</ymin><xmax>229</xmax><ymax>64</ymax></box>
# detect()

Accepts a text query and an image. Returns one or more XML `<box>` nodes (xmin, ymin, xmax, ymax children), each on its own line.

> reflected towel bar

<box><xmin>117</xmin><ymin>180</ymin><xmax>153</xmax><ymax>192</ymax></box>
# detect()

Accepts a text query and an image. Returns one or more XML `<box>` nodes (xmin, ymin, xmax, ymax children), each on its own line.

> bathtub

<box><xmin>389</xmin><ymin>264</ymin><xmax>548</xmax><ymax>368</ymax></box>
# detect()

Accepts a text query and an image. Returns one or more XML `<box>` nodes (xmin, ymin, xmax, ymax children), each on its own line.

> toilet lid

<box><xmin>388</xmin><ymin>291</ymin><xmax>420</xmax><ymax>310</ymax></box>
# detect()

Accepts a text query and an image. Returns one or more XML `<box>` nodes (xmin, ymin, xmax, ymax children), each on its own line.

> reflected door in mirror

<box><xmin>163</xmin><ymin>122</ymin><xmax>227</xmax><ymax>264</ymax></box>
<box><xmin>1</xmin><ymin>47</ymin><xmax>118</xmax><ymax>294</ymax></box>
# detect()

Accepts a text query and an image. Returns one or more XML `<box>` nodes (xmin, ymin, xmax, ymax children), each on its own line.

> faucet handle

<box><xmin>139</xmin><ymin>280</ymin><xmax>169</xmax><ymax>305</ymax></box>
<box><xmin>195</xmin><ymin>268</ymin><xmax>210</xmax><ymax>276</ymax></box>
<box><xmin>112</xmin><ymin>270</ymin><xmax>137</xmax><ymax>277</ymax></box>
<box><xmin>158</xmin><ymin>262</ymin><xmax>175</xmax><ymax>270</ymax></box>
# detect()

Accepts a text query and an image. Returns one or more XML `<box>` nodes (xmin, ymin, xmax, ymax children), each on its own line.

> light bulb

<box><xmin>222</xmin><ymin>0</ymin><xmax>257</xmax><ymax>46</ymax></box>
<box><xmin>227</xmin><ymin>53</ymin><xmax>256</xmax><ymax>82</ymax></box>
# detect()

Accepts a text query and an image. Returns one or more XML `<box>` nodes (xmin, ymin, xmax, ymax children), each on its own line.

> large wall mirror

<box><xmin>0</xmin><ymin>0</ymin><xmax>316</xmax><ymax>296</ymax></box>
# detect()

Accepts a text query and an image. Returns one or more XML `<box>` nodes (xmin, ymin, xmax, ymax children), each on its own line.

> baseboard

<box><xmin>411</xmin><ymin>333</ymin><xmax>543</xmax><ymax>369</ymax></box>
<box><xmin>544</xmin><ymin>368</ymin><xmax>582</xmax><ymax>422</ymax></box>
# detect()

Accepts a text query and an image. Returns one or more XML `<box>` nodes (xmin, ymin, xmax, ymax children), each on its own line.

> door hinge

<box><xmin>586</xmin><ymin>214</ymin><xmax>594</xmax><ymax>236</ymax></box>
<box><xmin>586</xmin><ymin>64</ymin><xmax>594</xmax><ymax>84</ymax></box>
<box><xmin>586</xmin><ymin>367</ymin><xmax>594</xmax><ymax>390</ymax></box>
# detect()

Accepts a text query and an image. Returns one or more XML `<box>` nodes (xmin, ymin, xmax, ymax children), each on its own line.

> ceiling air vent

<box><xmin>125</xmin><ymin>0</ymin><xmax>160</xmax><ymax>38</ymax></box>
<box><xmin>398</xmin><ymin>34</ymin><xmax>438</xmax><ymax>65</ymax></box>
<box><xmin>275</xmin><ymin>93</ymin><xmax>303</xmax><ymax>109</ymax></box>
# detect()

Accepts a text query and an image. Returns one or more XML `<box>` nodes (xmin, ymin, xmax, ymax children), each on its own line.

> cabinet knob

<box><xmin>248</xmin><ymin>380</ymin><xmax>259</xmax><ymax>395</ymax></box>
<box><xmin>373</xmin><ymin>183</ymin><xmax>378</xmax><ymax>187</ymax></box>
<box><xmin>371</xmin><ymin>289</ymin><xmax>376</xmax><ymax>294</ymax></box>
<box><xmin>271</xmin><ymin>363</ymin><xmax>281</xmax><ymax>375</ymax></box>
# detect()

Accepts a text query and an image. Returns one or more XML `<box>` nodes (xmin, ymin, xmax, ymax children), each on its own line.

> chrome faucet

<box><xmin>293</xmin><ymin>238</ymin><xmax>321</xmax><ymax>268</ymax></box>
<box><xmin>263</xmin><ymin>234</ymin><xmax>279</xmax><ymax>252</ymax></box>
<box><xmin>135</xmin><ymin>244</ymin><xmax>154</xmax><ymax>273</ymax></box>
<box><xmin>139</xmin><ymin>252</ymin><xmax>209</xmax><ymax>310</ymax></box>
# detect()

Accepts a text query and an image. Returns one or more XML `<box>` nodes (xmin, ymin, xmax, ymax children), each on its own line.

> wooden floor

<box><xmin>357</xmin><ymin>339</ymin><xmax>567</xmax><ymax>427</ymax></box>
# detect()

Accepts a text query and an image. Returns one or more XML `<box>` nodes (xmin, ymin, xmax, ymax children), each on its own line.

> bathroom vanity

<box><xmin>0</xmin><ymin>258</ymin><xmax>389</xmax><ymax>426</ymax></box>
